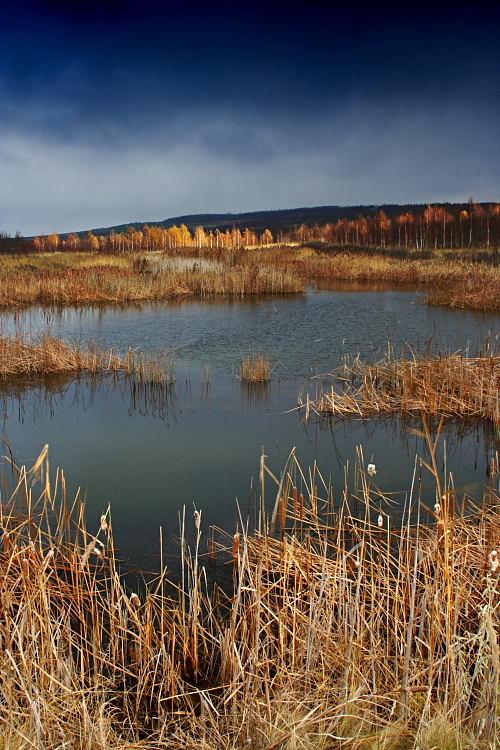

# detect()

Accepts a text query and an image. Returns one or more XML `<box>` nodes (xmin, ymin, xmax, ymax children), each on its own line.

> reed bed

<box><xmin>239</xmin><ymin>353</ymin><xmax>272</xmax><ymax>383</ymax></box>
<box><xmin>0</xmin><ymin>333</ymin><xmax>176</xmax><ymax>385</ymax></box>
<box><xmin>0</xmin><ymin>332</ymin><xmax>129</xmax><ymax>379</ymax></box>
<box><xmin>302</xmin><ymin>350</ymin><xmax>500</xmax><ymax>427</ymax></box>
<box><xmin>2</xmin><ymin>249</ymin><xmax>498</xmax><ymax>311</ymax></box>
<box><xmin>0</xmin><ymin>443</ymin><xmax>498</xmax><ymax>749</ymax></box>
<box><xmin>0</xmin><ymin>253</ymin><xmax>303</xmax><ymax>309</ymax></box>
<box><xmin>272</xmin><ymin>250</ymin><xmax>500</xmax><ymax>312</ymax></box>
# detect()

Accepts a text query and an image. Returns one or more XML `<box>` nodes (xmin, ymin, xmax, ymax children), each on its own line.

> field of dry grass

<box><xmin>0</xmin><ymin>444</ymin><xmax>498</xmax><ymax>749</ymax></box>
<box><xmin>302</xmin><ymin>350</ymin><xmax>500</xmax><ymax>427</ymax></box>
<box><xmin>0</xmin><ymin>252</ymin><xmax>303</xmax><ymax>309</ymax></box>
<box><xmin>1</xmin><ymin>246</ymin><xmax>498</xmax><ymax>310</ymax></box>
<box><xmin>280</xmin><ymin>251</ymin><xmax>500</xmax><ymax>312</ymax></box>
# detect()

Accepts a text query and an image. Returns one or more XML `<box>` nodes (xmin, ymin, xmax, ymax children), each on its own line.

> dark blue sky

<box><xmin>1</xmin><ymin>1</ymin><xmax>499</xmax><ymax>234</ymax></box>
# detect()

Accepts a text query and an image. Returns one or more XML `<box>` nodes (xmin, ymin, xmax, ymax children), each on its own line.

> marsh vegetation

<box><xmin>0</xmin><ymin>444</ymin><xmax>497</xmax><ymax>749</ymax></box>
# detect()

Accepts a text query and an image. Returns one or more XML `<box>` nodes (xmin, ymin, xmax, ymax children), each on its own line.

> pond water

<box><xmin>0</xmin><ymin>286</ymin><xmax>498</xmax><ymax>572</ymax></box>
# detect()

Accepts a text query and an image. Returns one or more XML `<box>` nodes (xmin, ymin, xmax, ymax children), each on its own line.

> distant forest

<box><xmin>1</xmin><ymin>202</ymin><xmax>499</xmax><ymax>254</ymax></box>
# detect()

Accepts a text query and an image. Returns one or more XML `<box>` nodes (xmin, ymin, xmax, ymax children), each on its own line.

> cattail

<box><xmin>208</xmin><ymin>536</ymin><xmax>216</xmax><ymax>560</ymax></box>
<box><xmin>377</xmin><ymin>514</ymin><xmax>383</xmax><ymax>528</ymax></box>
<box><xmin>367</xmin><ymin>463</ymin><xmax>377</xmax><ymax>477</ymax></box>
<box><xmin>293</xmin><ymin>486</ymin><xmax>298</xmax><ymax>515</ymax></box>
<box><xmin>434</xmin><ymin>502</ymin><xmax>441</xmax><ymax>514</ymax></box>
<box><xmin>232</xmin><ymin>532</ymin><xmax>240</xmax><ymax>562</ymax></box>
<box><xmin>130</xmin><ymin>593</ymin><xmax>141</xmax><ymax>609</ymax></box>
<box><xmin>193</xmin><ymin>510</ymin><xmax>201</xmax><ymax>530</ymax></box>
<box><xmin>100</xmin><ymin>514</ymin><xmax>108</xmax><ymax>532</ymax></box>
<box><xmin>488</xmin><ymin>550</ymin><xmax>499</xmax><ymax>573</ymax></box>
<box><xmin>279</xmin><ymin>497</ymin><xmax>287</xmax><ymax>529</ymax></box>
<box><xmin>299</xmin><ymin>493</ymin><xmax>304</xmax><ymax>521</ymax></box>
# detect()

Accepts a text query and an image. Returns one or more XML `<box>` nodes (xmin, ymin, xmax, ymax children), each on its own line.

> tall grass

<box><xmin>0</xmin><ymin>252</ymin><xmax>303</xmax><ymax>309</ymax></box>
<box><xmin>1</xmin><ymin>248</ymin><xmax>498</xmax><ymax>311</ymax></box>
<box><xmin>0</xmin><ymin>442</ymin><xmax>498</xmax><ymax>749</ymax></box>
<box><xmin>302</xmin><ymin>349</ymin><xmax>500</xmax><ymax>427</ymax></box>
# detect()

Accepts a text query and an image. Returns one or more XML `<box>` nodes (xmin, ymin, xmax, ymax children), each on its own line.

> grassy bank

<box><xmin>0</xmin><ymin>445</ymin><xmax>498</xmax><ymax>749</ymax></box>
<box><xmin>301</xmin><ymin>350</ymin><xmax>500</xmax><ymax>427</ymax></box>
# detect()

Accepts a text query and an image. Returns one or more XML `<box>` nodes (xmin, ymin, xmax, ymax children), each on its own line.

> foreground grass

<box><xmin>0</xmin><ymin>444</ymin><xmax>498</xmax><ymax>749</ymax></box>
<box><xmin>301</xmin><ymin>350</ymin><xmax>500</xmax><ymax>427</ymax></box>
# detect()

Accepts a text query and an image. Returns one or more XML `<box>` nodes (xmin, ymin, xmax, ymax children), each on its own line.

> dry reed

<box><xmin>302</xmin><ymin>350</ymin><xmax>500</xmax><ymax>426</ymax></box>
<box><xmin>0</xmin><ymin>333</ymin><xmax>176</xmax><ymax>384</ymax></box>
<box><xmin>0</xmin><ymin>441</ymin><xmax>498</xmax><ymax>749</ymax></box>
<box><xmin>0</xmin><ymin>252</ymin><xmax>303</xmax><ymax>309</ymax></box>
<box><xmin>239</xmin><ymin>353</ymin><xmax>272</xmax><ymax>383</ymax></box>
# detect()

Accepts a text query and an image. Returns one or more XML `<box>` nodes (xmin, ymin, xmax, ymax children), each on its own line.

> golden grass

<box><xmin>0</xmin><ymin>252</ymin><xmax>303</xmax><ymax>309</ymax></box>
<box><xmin>0</xmin><ymin>333</ymin><xmax>176</xmax><ymax>384</ymax></box>
<box><xmin>282</xmin><ymin>251</ymin><xmax>500</xmax><ymax>311</ymax></box>
<box><xmin>0</xmin><ymin>442</ymin><xmax>498</xmax><ymax>749</ymax></box>
<box><xmin>239</xmin><ymin>353</ymin><xmax>272</xmax><ymax>382</ymax></box>
<box><xmin>1</xmin><ymin>248</ymin><xmax>498</xmax><ymax>310</ymax></box>
<box><xmin>301</xmin><ymin>350</ymin><xmax>500</xmax><ymax>426</ymax></box>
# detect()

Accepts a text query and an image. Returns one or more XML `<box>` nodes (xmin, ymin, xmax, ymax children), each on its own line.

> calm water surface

<box><xmin>1</xmin><ymin>287</ymin><xmax>498</xmax><ymax>570</ymax></box>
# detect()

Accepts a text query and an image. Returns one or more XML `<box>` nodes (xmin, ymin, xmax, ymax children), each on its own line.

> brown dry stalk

<box><xmin>0</xmin><ymin>445</ymin><xmax>498</xmax><ymax>748</ymax></box>
<box><xmin>303</xmin><ymin>351</ymin><xmax>500</xmax><ymax>426</ymax></box>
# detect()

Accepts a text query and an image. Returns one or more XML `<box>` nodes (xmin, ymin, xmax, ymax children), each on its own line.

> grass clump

<box><xmin>239</xmin><ymin>353</ymin><xmax>272</xmax><ymax>382</ymax></box>
<box><xmin>0</xmin><ymin>442</ymin><xmax>498</xmax><ymax>749</ymax></box>
<box><xmin>0</xmin><ymin>332</ymin><xmax>176</xmax><ymax>385</ymax></box>
<box><xmin>302</xmin><ymin>349</ymin><xmax>500</xmax><ymax>427</ymax></box>
<box><xmin>0</xmin><ymin>332</ymin><xmax>128</xmax><ymax>379</ymax></box>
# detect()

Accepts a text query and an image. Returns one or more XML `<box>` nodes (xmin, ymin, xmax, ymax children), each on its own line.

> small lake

<box><xmin>1</xmin><ymin>286</ymin><xmax>498</xmax><ymax>571</ymax></box>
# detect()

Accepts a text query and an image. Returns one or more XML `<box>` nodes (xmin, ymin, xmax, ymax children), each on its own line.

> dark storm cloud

<box><xmin>1</xmin><ymin>1</ymin><xmax>499</xmax><ymax>234</ymax></box>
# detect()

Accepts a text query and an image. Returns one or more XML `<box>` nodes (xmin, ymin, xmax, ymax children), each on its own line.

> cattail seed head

<box><xmin>488</xmin><ymin>550</ymin><xmax>499</xmax><ymax>573</ymax></box>
<box><xmin>130</xmin><ymin>593</ymin><xmax>141</xmax><ymax>609</ymax></box>
<box><xmin>193</xmin><ymin>510</ymin><xmax>201</xmax><ymax>530</ymax></box>
<box><xmin>100</xmin><ymin>515</ymin><xmax>108</xmax><ymax>532</ymax></box>
<box><xmin>377</xmin><ymin>514</ymin><xmax>383</xmax><ymax>528</ymax></box>
<box><xmin>233</xmin><ymin>532</ymin><xmax>240</xmax><ymax>561</ymax></box>
<box><xmin>434</xmin><ymin>502</ymin><xmax>441</xmax><ymax>514</ymax></box>
<box><xmin>367</xmin><ymin>463</ymin><xmax>376</xmax><ymax>477</ymax></box>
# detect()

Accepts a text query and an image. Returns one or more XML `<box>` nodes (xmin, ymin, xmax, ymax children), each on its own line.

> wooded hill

<box><xmin>75</xmin><ymin>202</ymin><xmax>495</xmax><ymax>238</ymax></box>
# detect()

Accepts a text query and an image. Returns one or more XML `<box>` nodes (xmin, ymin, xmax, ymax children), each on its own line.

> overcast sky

<box><xmin>1</xmin><ymin>1</ymin><xmax>499</xmax><ymax>235</ymax></box>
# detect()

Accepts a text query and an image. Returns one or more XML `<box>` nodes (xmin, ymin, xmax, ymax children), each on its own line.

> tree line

<box><xmin>1</xmin><ymin>202</ymin><xmax>499</xmax><ymax>254</ymax></box>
